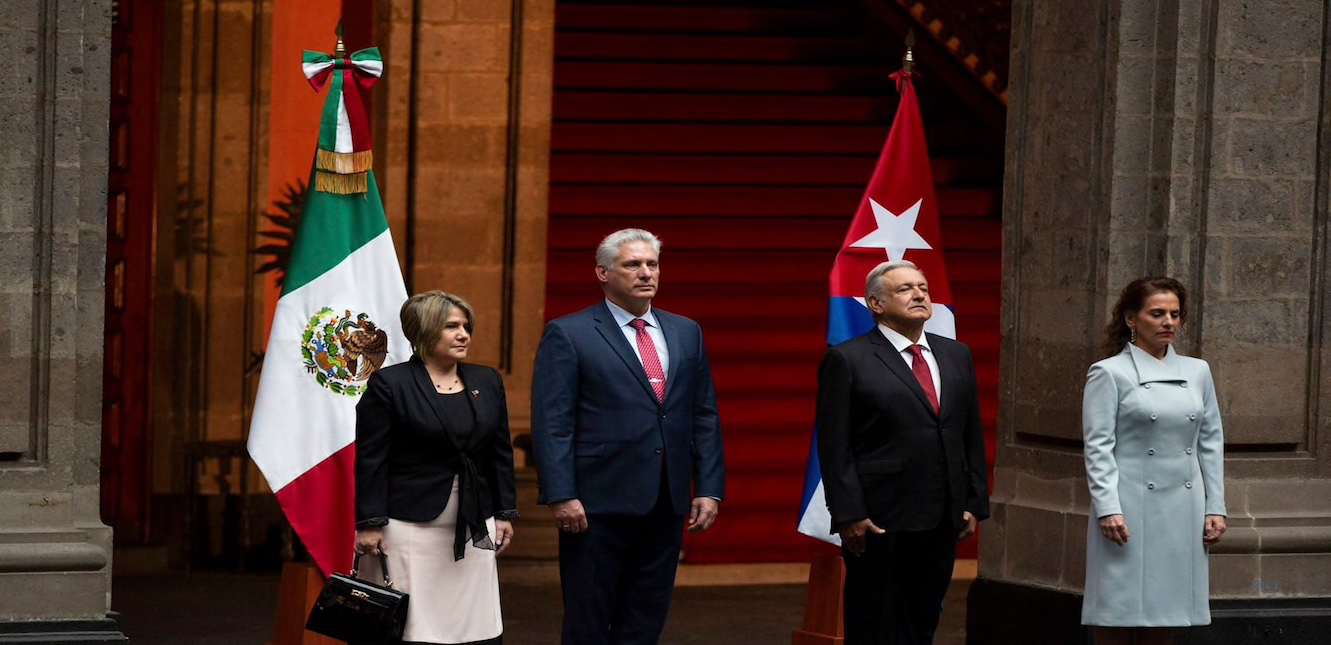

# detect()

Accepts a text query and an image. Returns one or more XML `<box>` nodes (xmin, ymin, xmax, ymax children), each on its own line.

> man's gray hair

<box><xmin>865</xmin><ymin>260</ymin><xmax>922</xmax><ymax>300</ymax></box>
<box><xmin>596</xmin><ymin>228</ymin><xmax>662</xmax><ymax>268</ymax></box>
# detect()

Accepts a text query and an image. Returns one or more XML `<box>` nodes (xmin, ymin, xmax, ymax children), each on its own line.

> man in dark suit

<box><xmin>816</xmin><ymin>259</ymin><xmax>990</xmax><ymax>645</ymax></box>
<box><xmin>531</xmin><ymin>228</ymin><xmax>725</xmax><ymax>645</ymax></box>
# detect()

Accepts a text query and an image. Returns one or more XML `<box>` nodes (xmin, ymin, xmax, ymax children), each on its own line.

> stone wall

<box><xmin>974</xmin><ymin>0</ymin><xmax>1331</xmax><ymax>638</ymax></box>
<box><xmin>0</xmin><ymin>0</ymin><xmax>120</xmax><ymax>630</ymax></box>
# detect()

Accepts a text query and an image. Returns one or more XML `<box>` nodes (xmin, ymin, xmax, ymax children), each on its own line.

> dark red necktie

<box><xmin>629</xmin><ymin>319</ymin><xmax>666</xmax><ymax>402</ymax></box>
<box><xmin>907</xmin><ymin>344</ymin><xmax>939</xmax><ymax>414</ymax></box>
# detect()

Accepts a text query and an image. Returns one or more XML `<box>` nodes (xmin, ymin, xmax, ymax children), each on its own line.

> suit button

<box><xmin>1150</xmin><ymin>414</ymin><xmax>1157</xmax><ymax>421</ymax></box>
<box><xmin>1144</xmin><ymin>384</ymin><xmax>1152</xmax><ymax>389</ymax></box>
<box><xmin>1148</xmin><ymin>449</ymin><xmax>1155</xmax><ymax>455</ymax></box>
<box><xmin>1185</xmin><ymin>481</ymin><xmax>1193</xmax><ymax>488</ymax></box>
<box><xmin>1147</xmin><ymin>483</ymin><xmax>1155</xmax><ymax>490</ymax></box>
<box><xmin>661</xmin><ymin>414</ymin><xmax>666</xmax><ymax>419</ymax></box>
<box><xmin>654</xmin><ymin>448</ymin><xmax>662</xmax><ymax>454</ymax></box>
<box><xmin>1186</xmin><ymin>448</ymin><xmax>1193</xmax><ymax>455</ymax></box>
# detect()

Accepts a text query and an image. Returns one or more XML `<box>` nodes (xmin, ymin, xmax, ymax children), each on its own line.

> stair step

<box><xmin>555</xmin><ymin>92</ymin><xmax>897</xmax><ymax>124</ymax></box>
<box><xmin>556</xmin><ymin>61</ymin><xmax>894</xmax><ymax>94</ymax></box>
<box><xmin>558</xmin><ymin>32</ymin><xmax>879</xmax><ymax>64</ymax></box>
<box><xmin>548</xmin><ymin>185</ymin><xmax>999</xmax><ymax>218</ymax></box>
<box><xmin>552</xmin><ymin>122</ymin><xmax>977</xmax><ymax>156</ymax></box>
<box><xmin>550</xmin><ymin>151</ymin><xmax>1002</xmax><ymax>185</ymax></box>
<box><xmin>557</xmin><ymin>4</ymin><xmax>847</xmax><ymax>35</ymax></box>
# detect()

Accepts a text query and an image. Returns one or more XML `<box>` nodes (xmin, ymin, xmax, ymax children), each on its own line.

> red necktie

<box><xmin>630</xmin><ymin>319</ymin><xmax>666</xmax><ymax>402</ymax></box>
<box><xmin>907</xmin><ymin>345</ymin><xmax>939</xmax><ymax>414</ymax></box>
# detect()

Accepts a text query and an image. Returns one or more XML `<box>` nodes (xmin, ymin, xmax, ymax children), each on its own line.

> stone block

<box><xmin>417</xmin><ymin>123</ymin><xmax>507</xmax><ymax>165</ymax></box>
<box><xmin>419</xmin><ymin>23</ymin><xmax>507</xmax><ymax>73</ymax></box>
<box><xmin>449</xmin><ymin>72</ymin><xmax>508</xmax><ymax>121</ymax></box>
<box><xmin>1207</xmin><ymin>177</ymin><xmax>1305</xmax><ymax>234</ymax></box>
<box><xmin>1031</xmin><ymin>53</ymin><xmax>1104</xmax><ymax>115</ymax></box>
<box><xmin>1014</xmin><ymin>471</ymin><xmax>1080</xmax><ymax>512</ymax></box>
<box><xmin>1223</xmin><ymin>236</ymin><xmax>1312</xmax><ymax>297</ymax></box>
<box><xmin>1215</xmin><ymin>0</ymin><xmax>1322</xmax><ymax>60</ymax></box>
<box><xmin>1005</xmin><ymin>504</ymin><xmax>1072</xmax><ymax>587</ymax></box>
<box><xmin>1209</xmin><ymin>553</ymin><xmax>1261</xmax><ymax>598</ymax></box>
<box><xmin>1111</xmin><ymin>114</ymin><xmax>1153</xmax><ymax>178</ymax></box>
<box><xmin>1252</xmin><ymin>553</ymin><xmax>1331</xmax><ymax>597</ymax></box>
<box><xmin>458</xmin><ymin>0</ymin><xmax>511</xmax><ymax>22</ymax></box>
<box><xmin>1226</xmin><ymin>116</ymin><xmax>1316</xmax><ymax>178</ymax></box>
<box><xmin>1062</xmin><ymin>511</ymin><xmax>1088</xmax><ymax>588</ymax></box>
<box><xmin>1213</xmin><ymin>59</ymin><xmax>1313</xmax><ymax>118</ymax></box>
<box><xmin>1244</xmin><ymin>480</ymin><xmax>1331</xmax><ymax>519</ymax></box>
<box><xmin>1115</xmin><ymin>0</ymin><xmax>1161</xmax><ymax>57</ymax></box>
<box><xmin>1030</xmin><ymin>1</ymin><xmax>1103</xmax><ymax>56</ymax></box>
<box><xmin>1113</xmin><ymin>57</ymin><xmax>1158</xmax><ymax>116</ymax></box>
<box><xmin>1205</xmin><ymin>295</ymin><xmax>1308</xmax><ymax>345</ymax></box>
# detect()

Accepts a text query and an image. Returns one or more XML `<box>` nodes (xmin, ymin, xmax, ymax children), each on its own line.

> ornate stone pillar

<box><xmin>0</xmin><ymin>0</ymin><xmax>126</xmax><ymax>641</ymax></box>
<box><xmin>969</xmin><ymin>0</ymin><xmax>1331</xmax><ymax>641</ymax></box>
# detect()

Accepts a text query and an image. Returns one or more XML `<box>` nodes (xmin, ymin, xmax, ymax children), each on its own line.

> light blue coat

<box><xmin>1081</xmin><ymin>343</ymin><xmax>1226</xmax><ymax>627</ymax></box>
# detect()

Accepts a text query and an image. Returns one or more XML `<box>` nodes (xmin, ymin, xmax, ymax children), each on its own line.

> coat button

<box><xmin>1147</xmin><ymin>483</ymin><xmax>1155</xmax><ymax>490</ymax></box>
<box><xmin>1144</xmin><ymin>384</ymin><xmax>1152</xmax><ymax>389</ymax></box>
<box><xmin>1150</xmin><ymin>414</ymin><xmax>1157</xmax><ymax>421</ymax></box>
<box><xmin>1181</xmin><ymin>382</ymin><xmax>1188</xmax><ymax>388</ymax></box>
<box><xmin>1189</xmin><ymin>414</ymin><xmax>1196</xmax><ymax>420</ymax></box>
<box><xmin>1185</xmin><ymin>481</ymin><xmax>1193</xmax><ymax>488</ymax></box>
<box><xmin>1148</xmin><ymin>449</ymin><xmax>1155</xmax><ymax>455</ymax></box>
<box><xmin>1186</xmin><ymin>448</ymin><xmax>1193</xmax><ymax>455</ymax></box>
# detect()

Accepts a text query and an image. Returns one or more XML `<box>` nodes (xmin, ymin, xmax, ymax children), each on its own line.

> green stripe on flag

<box><xmin>318</xmin><ymin>65</ymin><xmax>342</xmax><ymax>152</ymax></box>
<box><xmin>282</xmin><ymin>168</ymin><xmax>391</xmax><ymax>295</ymax></box>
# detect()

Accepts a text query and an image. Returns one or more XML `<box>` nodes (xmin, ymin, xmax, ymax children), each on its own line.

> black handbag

<box><xmin>305</xmin><ymin>552</ymin><xmax>410</xmax><ymax>644</ymax></box>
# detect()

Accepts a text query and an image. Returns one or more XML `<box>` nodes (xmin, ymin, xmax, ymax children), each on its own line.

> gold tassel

<box><xmin>316</xmin><ymin>149</ymin><xmax>373</xmax><ymax>174</ymax></box>
<box><xmin>315</xmin><ymin>170</ymin><xmax>369</xmax><ymax>194</ymax></box>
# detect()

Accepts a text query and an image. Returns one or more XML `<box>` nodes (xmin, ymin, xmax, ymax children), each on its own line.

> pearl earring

<box><xmin>1130</xmin><ymin>328</ymin><xmax>1136</xmax><ymax>344</ymax></box>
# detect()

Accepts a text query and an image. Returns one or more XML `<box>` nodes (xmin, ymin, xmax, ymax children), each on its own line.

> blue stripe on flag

<box><xmin>827</xmin><ymin>296</ymin><xmax>875</xmax><ymax>346</ymax></box>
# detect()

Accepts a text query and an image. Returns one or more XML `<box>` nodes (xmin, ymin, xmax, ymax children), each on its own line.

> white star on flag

<box><xmin>849</xmin><ymin>197</ymin><xmax>932</xmax><ymax>260</ymax></box>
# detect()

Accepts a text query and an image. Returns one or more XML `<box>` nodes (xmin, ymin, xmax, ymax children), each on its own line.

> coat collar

<box><xmin>1125</xmin><ymin>343</ymin><xmax>1185</xmax><ymax>384</ymax></box>
<box><xmin>408</xmin><ymin>355</ymin><xmax>482</xmax><ymax>450</ymax></box>
<box><xmin>867</xmin><ymin>329</ymin><xmax>939</xmax><ymax>418</ymax></box>
<box><xmin>592</xmin><ymin>301</ymin><xmax>661</xmax><ymax>403</ymax></box>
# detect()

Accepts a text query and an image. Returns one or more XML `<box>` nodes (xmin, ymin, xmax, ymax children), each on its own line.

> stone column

<box><xmin>0</xmin><ymin>0</ymin><xmax>126</xmax><ymax>642</ymax></box>
<box><xmin>376</xmin><ymin>0</ymin><xmax>554</xmax><ymax>451</ymax></box>
<box><xmin>969</xmin><ymin>0</ymin><xmax>1331</xmax><ymax>642</ymax></box>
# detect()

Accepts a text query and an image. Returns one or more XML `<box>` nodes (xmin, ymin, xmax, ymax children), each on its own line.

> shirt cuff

<box><xmin>494</xmin><ymin>509</ymin><xmax>520</xmax><ymax>521</ymax></box>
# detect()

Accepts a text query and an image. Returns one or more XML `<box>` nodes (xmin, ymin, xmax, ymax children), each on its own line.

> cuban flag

<box><xmin>796</xmin><ymin>68</ymin><xmax>957</xmax><ymax>543</ymax></box>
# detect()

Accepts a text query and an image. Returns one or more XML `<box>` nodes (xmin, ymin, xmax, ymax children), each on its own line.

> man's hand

<box><xmin>957</xmin><ymin>511</ymin><xmax>978</xmax><ymax>541</ymax></box>
<box><xmin>837</xmin><ymin>518</ymin><xmax>886</xmax><ymax>557</ymax></box>
<box><xmin>551</xmin><ymin>499</ymin><xmax>588</xmax><ymax>534</ymax></box>
<box><xmin>1203</xmin><ymin>515</ymin><xmax>1226</xmax><ymax>545</ymax></box>
<box><xmin>688</xmin><ymin>497</ymin><xmax>719</xmax><ymax>534</ymax></box>
<box><xmin>1099</xmin><ymin>514</ymin><xmax>1130</xmax><ymax>546</ymax></box>
<box><xmin>494</xmin><ymin>520</ymin><xmax>514</xmax><ymax>554</ymax></box>
<box><xmin>355</xmin><ymin>527</ymin><xmax>385</xmax><ymax>555</ymax></box>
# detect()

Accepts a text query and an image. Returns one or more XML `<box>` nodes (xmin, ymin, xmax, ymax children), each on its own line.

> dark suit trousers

<box><xmin>842</xmin><ymin>522</ymin><xmax>958</xmax><ymax>645</ymax></box>
<box><xmin>557</xmin><ymin>480</ymin><xmax>684</xmax><ymax>645</ymax></box>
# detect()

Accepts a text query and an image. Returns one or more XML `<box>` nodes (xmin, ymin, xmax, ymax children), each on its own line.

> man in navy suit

<box><xmin>531</xmin><ymin>228</ymin><xmax>725</xmax><ymax>645</ymax></box>
<box><xmin>817</xmin><ymin>260</ymin><xmax>989</xmax><ymax>645</ymax></box>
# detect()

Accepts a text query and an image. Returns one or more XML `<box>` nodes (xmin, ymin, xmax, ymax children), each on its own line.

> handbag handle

<box><xmin>349</xmin><ymin>551</ymin><xmax>394</xmax><ymax>588</ymax></box>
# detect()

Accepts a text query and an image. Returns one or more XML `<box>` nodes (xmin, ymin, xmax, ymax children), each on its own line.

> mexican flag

<box><xmin>248</xmin><ymin>46</ymin><xmax>409</xmax><ymax>577</ymax></box>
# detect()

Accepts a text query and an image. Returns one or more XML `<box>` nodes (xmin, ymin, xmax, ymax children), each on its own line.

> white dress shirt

<box><xmin>605</xmin><ymin>299</ymin><xmax>670</xmax><ymax>376</ymax></box>
<box><xmin>877</xmin><ymin>323</ymin><xmax>941</xmax><ymax>402</ymax></box>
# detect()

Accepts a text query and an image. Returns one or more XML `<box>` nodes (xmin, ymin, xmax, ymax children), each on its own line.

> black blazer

<box><xmin>354</xmin><ymin>356</ymin><xmax>517</xmax><ymax>527</ymax></box>
<box><xmin>816</xmin><ymin>329</ymin><xmax>990</xmax><ymax>533</ymax></box>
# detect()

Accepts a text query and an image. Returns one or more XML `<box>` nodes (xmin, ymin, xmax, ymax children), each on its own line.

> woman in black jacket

<box><xmin>354</xmin><ymin>291</ymin><xmax>518</xmax><ymax>645</ymax></box>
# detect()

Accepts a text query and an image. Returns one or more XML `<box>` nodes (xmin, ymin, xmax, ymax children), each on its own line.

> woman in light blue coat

<box><xmin>1081</xmin><ymin>277</ymin><xmax>1227</xmax><ymax>645</ymax></box>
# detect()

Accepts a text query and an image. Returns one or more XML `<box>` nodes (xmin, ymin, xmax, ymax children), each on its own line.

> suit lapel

<box><xmin>409</xmin><ymin>356</ymin><xmax>465</xmax><ymax>451</ymax></box>
<box><xmin>592</xmin><ymin>302</ymin><xmax>659</xmax><ymax>402</ymax></box>
<box><xmin>659</xmin><ymin>311</ymin><xmax>682</xmax><ymax>404</ymax></box>
<box><xmin>869</xmin><ymin>331</ymin><xmax>938</xmax><ymax>418</ymax></box>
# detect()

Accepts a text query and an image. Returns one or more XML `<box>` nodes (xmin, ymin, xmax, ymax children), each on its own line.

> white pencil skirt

<box><xmin>364</xmin><ymin>479</ymin><xmax>502</xmax><ymax>644</ymax></box>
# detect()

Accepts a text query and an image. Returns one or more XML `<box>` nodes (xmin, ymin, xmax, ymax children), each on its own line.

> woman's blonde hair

<box><xmin>400</xmin><ymin>291</ymin><xmax>475</xmax><ymax>357</ymax></box>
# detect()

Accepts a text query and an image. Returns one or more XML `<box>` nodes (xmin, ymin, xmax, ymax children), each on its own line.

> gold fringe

<box><xmin>315</xmin><ymin>170</ymin><xmax>369</xmax><ymax>194</ymax></box>
<box><xmin>316</xmin><ymin>149</ymin><xmax>374</xmax><ymax>174</ymax></box>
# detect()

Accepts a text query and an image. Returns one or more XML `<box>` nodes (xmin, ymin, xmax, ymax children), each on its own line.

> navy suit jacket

<box><xmin>531</xmin><ymin>301</ymin><xmax>725</xmax><ymax>517</ymax></box>
<box><xmin>816</xmin><ymin>330</ymin><xmax>990</xmax><ymax>533</ymax></box>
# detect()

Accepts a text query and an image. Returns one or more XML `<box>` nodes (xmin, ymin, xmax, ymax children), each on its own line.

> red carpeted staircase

<box><xmin>546</xmin><ymin>0</ymin><xmax>1005</xmax><ymax>563</ymax></box>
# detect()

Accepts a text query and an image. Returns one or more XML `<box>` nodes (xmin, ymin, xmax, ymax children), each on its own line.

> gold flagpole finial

<box><xmin>335</xmin><ymin>21</ymin><xmax>346</xmax><ymax>58</ymax></box>
<box><xmin>903</xmin><ymin>29</ymin><xmax>916</xmax><ymax>74</ymax></box>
